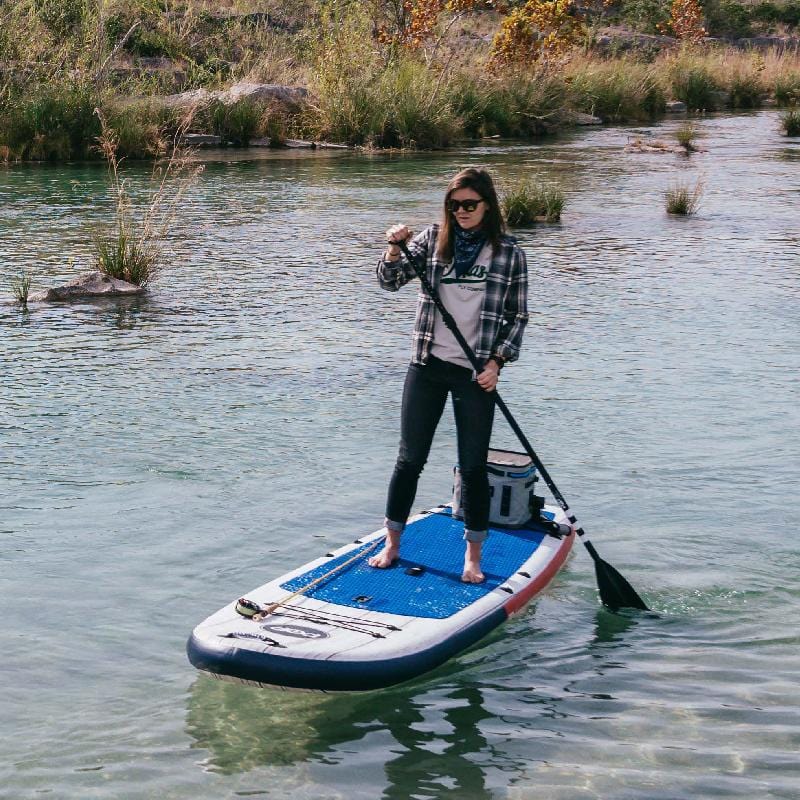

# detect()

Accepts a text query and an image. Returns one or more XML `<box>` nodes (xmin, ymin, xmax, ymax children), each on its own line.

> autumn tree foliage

<box><xmin>374</xmin><ymin>0</ymin><xmax>492</xmax><ymax>49</ymax></box>
<box><xmin>662</xmin><ymin>0</ymin><xmax>707</xmax><ymax>43</ymax></box>
<box><xmin>488</xmin><ymin>0</ymin><xmax>585</xmax><ymax>69</ymax></box>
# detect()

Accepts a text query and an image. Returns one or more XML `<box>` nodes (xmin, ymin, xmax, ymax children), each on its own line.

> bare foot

<box><xmin>462</xmin><ymin>540</ymin><xmax>485</xmax><ymax>583</ymax></box>
<box><xmin>368</xmin><ymin>529</ymin><xmax>401</xmax><ymax>568</ymax></box>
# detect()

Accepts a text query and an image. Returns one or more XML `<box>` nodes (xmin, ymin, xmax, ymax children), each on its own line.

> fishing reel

<box><xmin>235</xmin><ymin>597</ymin><xmax>262</xmax><ymax>618</ymax></box>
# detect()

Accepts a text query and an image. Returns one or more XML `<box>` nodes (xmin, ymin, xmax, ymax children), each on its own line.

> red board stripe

<box><xmin>503</xmin><ymin>531</ymin><xmax>575</xmax><ymax>616</ymax></box>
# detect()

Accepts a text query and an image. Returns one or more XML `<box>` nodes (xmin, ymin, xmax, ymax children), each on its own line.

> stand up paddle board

<box><xmin>187</xmin><ymin>504</ymin><xmax>574</xmax><ymax>691</ymax></box>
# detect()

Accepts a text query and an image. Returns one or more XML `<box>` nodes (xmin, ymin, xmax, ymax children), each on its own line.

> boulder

<box><xmin>182</xmin><ymin>133</ymin><xmax>222</xmax><ymax>146</ymax></box>
<box><xmin>734</xmin><ymin>36</ymin><xmax>800</xmax><ymax>51</ymax></box>
<box><xmin>666</xmin><ymin>100</ymin><xmax>687</xmax><ymax>113</ymax></box>
<box><xmin>573</xmin><ymin>112</ymin><xmax>603</xmax><ymax>126</ymax></box>
<box><xmin>594</xmin><ymin>29</ymin><xmax>676</xmax><ymax>53</ymax></box>
<box><xmin>160</xmin><ymin>82</ymin><xmax>308</xmax><ymax>110</ymax></box>
<box><xmin>284</xmin><ymin>138</ymin><xmax>315</xmax><ymax>148</ymax></box>
<box><xmin>30</xmin><ymin>271</ymin><xmax>145</xmax><ymax>302</ymax></box>
<box><xmin>160</xmin><ymin>88</ymin><xmax>213</xmax><ymax>109</ymax></box>
<box><xmin>217</xmin><ymin>82</ymin><xmax>308</xmax><ymax>106</ymax></box>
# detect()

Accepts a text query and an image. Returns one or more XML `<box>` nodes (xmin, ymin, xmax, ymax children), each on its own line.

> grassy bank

<box><xmin>2</xmin><ymin>2</ymin><xmax>800</xmax><ymax>161</ymax></box>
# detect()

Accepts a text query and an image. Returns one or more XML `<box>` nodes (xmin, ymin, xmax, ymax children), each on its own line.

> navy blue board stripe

<box><xmin>186</xmin><ymin>606</ymin><xmax>508</xmax><ymax>691</ymax></box>
<box><xmin>280</xmin><ymin>511</ymin><xmax>547</xmax><ymax>619</ymax></box>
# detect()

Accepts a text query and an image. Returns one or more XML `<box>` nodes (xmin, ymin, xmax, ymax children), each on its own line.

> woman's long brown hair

<box><xmin>436</xmin><ymin>167</ymin><xmax>505</xmax><ymax>262</ymax></box>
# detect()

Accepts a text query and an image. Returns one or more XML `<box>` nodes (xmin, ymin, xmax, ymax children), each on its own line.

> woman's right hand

<box><xmin>385</xmin><ymin>224</ymin><xmax>412</xmax><ymax>259</ymax></box>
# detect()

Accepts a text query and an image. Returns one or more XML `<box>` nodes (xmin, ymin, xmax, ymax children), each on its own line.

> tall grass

<box><xmin>665</xmin><ymin>53</ymin><xmax>724</xmax><ymax>111</ymax></box>
<box><xmin>4</xmin><ymin>3</ymin><xmax>800</xmax><ymax>159</ymax></box>
<box><xmin>502</xmin><ymin>179</ymin><xmax>566</xmax><ymax>225</ymax></box>
<box><xmin>675</xmin><ymin>122</ymin><xmax>700</xmax><ymax>152</ymax></box>
<box><xmin>0</xmin><ymin>83</ymin><xmax>100</xmax><ymax>161</ymax></box>
<box><xmin>782</xmin><ymin>108</ymin><xmax>800</xmax><ymax>136</ymax></box>
<box><xmin>309</xmin><ymin>20</ymin><xmax>459</xmax><ymax>148</ymax></box>
<box><xmin>451</xmin><ymin>70</ymin><xmax>567</xmax><ymax>138</ymax></box>
<box><xmin>566</xmin><ymin>57</ymin><xmax>666</xmax><ymax>122</ymax></box>
<box><xmin>103</xmin><ymin>101</ymin><xmax>177</xmax><ymax>159</ymax></box>
<box><xmin>209</xmin><ymin>99</ymin><xmax>263</xmax><ymax>146</ymax></box>
<box><xmin>11</xmin><ymin>271</ymin><xmax>31</xmax><ymax>307</ymax></box>
<box><xmin>774</xmin><ymin>72</ymin><xmax>800</xmax><ymax>106</ymax></box>
<box><xmin>666</xmin><ymin>177</ymin><xmax>704</xmax><ymax>215</ymax></box>
<box><xmin>92</xmin><ymin>110</ymin><xmax>204</xmax><ymax>286</ymax></box>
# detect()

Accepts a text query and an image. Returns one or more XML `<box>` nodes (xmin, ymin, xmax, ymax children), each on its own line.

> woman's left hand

<box><xmin>477</xmin><ymin>361</ymin><xmax>500</xmax><ymax>392</ymax></box>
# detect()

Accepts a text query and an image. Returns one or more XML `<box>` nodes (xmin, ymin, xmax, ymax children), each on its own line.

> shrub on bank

<box><xmin>620</xmin><ymin>0</ymin><xmax>671</xmax><ymax>35</ymax></box>
<box><xmin>103</xmin><ymin>102</ymin><xmax>178</xmax><ymax>159</ymax></box>
<box><xmin>774</xmin><ymin>71</ymin><xmax>800</xmax><ymax>105</ymax></box>
<box><xmin>310</xmin><ymin>27</ymin><xmax>459</xmax><ymax>148</ymax></box>
<box><xmin>487</xmin><ymin>72</ymin><xmax>567</xmax><ymax>137</ymax></box>
<box><xmin>666</xmin><ymin>53</ymin><xmax>724</xmax><ymax>111</ymax></box>
<box><xmin>5</xmin><ymin>0</ymin><xmax>800</xmax><ymax>163</ymax></box>
<box><xmin>728</xmin><ymin>68</ymin><xmax>765</xmax><ymax>109</ymax></box>
<box><xmin>753</xmin><ymin>0</ymin><xmax>800</xmax><ymax>27</ymax></box>
<box><xmin>566</xmin><ymin>57</ymin><xmax>666</xmax><ymax>121</ymax></box>
<box><xmin>209</xmin><ymin>99</ymin><xmax>263</xmax><ymax>146</ymax></box>
<box><xmin>704</xmin><ymin>0</ymin><xmax>755</xmax><ymax>37</ymax></box>
<box><xmin>0</xmin><ymin>83</ymin><xmax>100</xmax><ymax>161</ymax></box>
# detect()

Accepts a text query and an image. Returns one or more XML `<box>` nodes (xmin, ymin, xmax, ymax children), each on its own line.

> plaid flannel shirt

<box><xmin>376</xmin><ymin>224</ymin><xmax>529</xmax><ymax>367</ymax></box>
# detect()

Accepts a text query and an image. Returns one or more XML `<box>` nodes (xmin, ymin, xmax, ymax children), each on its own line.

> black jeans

<box><xmin>385</xmin><ymin>356</ymin><xmax>496</xmax><ymax>542</ymax></box>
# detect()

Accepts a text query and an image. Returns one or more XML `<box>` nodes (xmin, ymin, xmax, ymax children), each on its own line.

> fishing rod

<box><xmin>392</xmin><ymin>236</ymin><xmax>648</xmax><ymax>612</ymax></box>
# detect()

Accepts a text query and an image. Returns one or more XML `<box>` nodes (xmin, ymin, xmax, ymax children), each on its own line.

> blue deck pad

<box><xmin>280</xmin><ymin>512</ymin><xmax>547</xmax><ymax>619</ymax></box>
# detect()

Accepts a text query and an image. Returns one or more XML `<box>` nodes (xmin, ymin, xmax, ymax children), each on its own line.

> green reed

<box><xmin>11</xmin><ymin>271</ymin><xmax>31</xmax><ymax>307</ymax></box>
<box><xmin>502</xmin><ymin>179</ymin><xmax>566</xmax><ymax>225</ymax></box>
<box><xmin>782</xmin><ymin>108</ymin><xmax>800</xmax><ymax>136</ymax></box>
<box><xmin>92</xmin><ymin>110</ymin><xmax>204</xmax><ymax>286</ymax></box>
<box><xmin>665</xmin><ymin>178</ymin><xmax>704</xmax><ymax>215</ymax></box>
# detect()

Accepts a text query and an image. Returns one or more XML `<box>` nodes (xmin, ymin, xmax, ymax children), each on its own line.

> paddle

<box><xmin>391</xmin><ymin>237</ymin><xmax>649</xmax><ymax>612</ymax></box>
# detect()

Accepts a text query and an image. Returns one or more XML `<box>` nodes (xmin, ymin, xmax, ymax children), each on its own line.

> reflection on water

<box><xmin>187</xmin><ymin>677</ymin><xmax>494</xmax><ymax>799</ymax></box>
<box><xmin>590</xmin><ymin>608</ymin><xmax>640</xmax><ymax>645</ymax></box>
<box><xmin>184</xmin><ymin>603</ymin><xmax>661</xmax><ymax>798</ymax></box>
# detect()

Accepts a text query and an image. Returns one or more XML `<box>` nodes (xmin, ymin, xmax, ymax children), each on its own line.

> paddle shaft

<box><xmin>392</xmin><ymin>238</ymin><xmax>648</xmax><ymax>612</ymax></box>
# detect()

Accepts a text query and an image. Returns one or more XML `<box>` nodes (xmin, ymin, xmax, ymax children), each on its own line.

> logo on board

<box><xmin>261</xmin><ymin>623</ymin><xmax>330</xmax><ymax>640</ymax></box>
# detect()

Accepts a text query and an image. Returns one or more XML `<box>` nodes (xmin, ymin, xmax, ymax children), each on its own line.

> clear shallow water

<box><xmin>1</xmin><ymin>111</ymin><xmax>799</xmax><ymax>799</ymax></box>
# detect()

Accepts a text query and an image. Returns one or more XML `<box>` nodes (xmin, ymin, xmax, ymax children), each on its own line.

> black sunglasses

<box><xmin>447</xmin><ymin>198</ymin><xmax>483</xmax><ymax>213</ymax></box>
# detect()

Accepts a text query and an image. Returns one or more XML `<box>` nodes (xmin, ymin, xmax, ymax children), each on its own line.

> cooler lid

<box><xmin>487</xmin><ymin>448</ymin><xmax>533</xmax><ymax>469</ymax></box>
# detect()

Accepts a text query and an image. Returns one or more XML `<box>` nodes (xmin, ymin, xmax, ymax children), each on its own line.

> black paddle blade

<box><xmin>582</xmin><ymin>538</ymin><xmax>649</xmax><ymax>611</ymax></box>
<box><xmin>594</xmin><ymin>557</ymin><xmax>649</xmax><ymax>612</ymax></box>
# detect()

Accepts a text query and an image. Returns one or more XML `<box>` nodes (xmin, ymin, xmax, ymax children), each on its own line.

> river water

<box><xmin>1</xmin><ymin>111</ymin><xmax>798</xmax><ymax>799</ymax></box>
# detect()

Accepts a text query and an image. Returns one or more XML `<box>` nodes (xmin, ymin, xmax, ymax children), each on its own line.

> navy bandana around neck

<box><xmin>453</xmin><ymin>225</ymin><xmax>487</xmax><ymax>278</ymax></box>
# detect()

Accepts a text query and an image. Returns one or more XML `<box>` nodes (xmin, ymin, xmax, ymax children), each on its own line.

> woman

<box><xmin>369</xmin><ymin>167</ymin><xmax>529</xmax><ymax>583</ymax></box>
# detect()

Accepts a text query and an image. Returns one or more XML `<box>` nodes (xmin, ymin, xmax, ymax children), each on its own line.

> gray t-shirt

<box><xmin>429</xmin><ymin>243</ymin><xmax>492</xmax><ymax>369</ymax></box>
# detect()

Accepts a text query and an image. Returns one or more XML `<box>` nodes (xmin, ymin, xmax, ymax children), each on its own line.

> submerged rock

<box><xmin>30</xmin><ymin>271</ymin><xmax>145</xmax><ymax>302</ymax></box>
<box><xmin>624</xmin><ymin>137</ymin><xmax>683</xmax><ymax>154</ymax></box>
